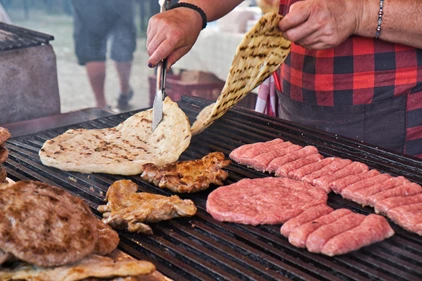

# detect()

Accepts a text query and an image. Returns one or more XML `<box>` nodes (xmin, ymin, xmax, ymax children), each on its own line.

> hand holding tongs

<box><xmin>152</xmin><ymin>0</ymin><xmax>172</xmax><ymax>131</ymax></box>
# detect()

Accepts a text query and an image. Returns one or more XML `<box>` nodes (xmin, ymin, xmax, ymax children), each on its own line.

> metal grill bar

<box><xmin>3</xmin><ymin>96</ymin><xmax>422</xmax><ymax>281</ymax></box>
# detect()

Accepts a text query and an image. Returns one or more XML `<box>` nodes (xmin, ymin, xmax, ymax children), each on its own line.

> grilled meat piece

<box><xmin>0</xmin><ymin>127</ymin><xmax>11</xmax><ymax>146</ymax></box>
<box><xmin>0</xmin><ymin>180</ymin><xmax>100</xmax><ymax>267</ymax></box>
<box><xmin>141</xmin><ymin>152</ymin><xmax>231</xmax><ymax>193</ymax></box>
<box><xmin>98</xmin><ymin>180</ymin><xmax>197</xmax><ymax>234</ymax></box>
<box><xmin>0</xmin><ymin>146</ymin><xmax>8</xmax><ymax>164</ymax></box>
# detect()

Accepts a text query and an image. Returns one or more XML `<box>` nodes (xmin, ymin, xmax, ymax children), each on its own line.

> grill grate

<box><xmin>0</xmin><ymin>22</ymin><xmax>54</xmax><ymax>51</ymax></box>
<box><xmin>4</xmin><ymin>96</ymin><xmax>422</xmax><ymax>281</ymax></box>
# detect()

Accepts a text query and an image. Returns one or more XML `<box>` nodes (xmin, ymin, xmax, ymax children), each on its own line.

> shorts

<box><xmin>72</xmin><ymin>0</ymin><xmax>137</xmax><ymax>65</ymax></box>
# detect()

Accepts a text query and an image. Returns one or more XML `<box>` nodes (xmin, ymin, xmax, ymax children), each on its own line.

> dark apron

<box><xmin>277</xmin><ymin>92</ymin><xmax>407</xmax><ymax>154</ymax></box>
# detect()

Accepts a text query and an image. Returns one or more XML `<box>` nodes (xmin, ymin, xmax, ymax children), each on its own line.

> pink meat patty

<box><xmin>321</xmin><ymin>214</ymin><xmax>394</xmax><ymax>256</ymax></box>
<box><xmin>288</xmin><ymin>208</ymin><xmax>352</xmax><ymax>248</ymax></box>
<box><xmin>206</xmin><ymin>177</ymin><xmax>327</xmax><ymax>225</ymax></box>
<box><xmin>249</xmin><ymin>144</ymin><xmax>302</xmax><ymax>171</ymax></box>
<box><xmin>280</xmin><ymin>204</ymin><xmax>333</xmax><ymax>237</ymax></box>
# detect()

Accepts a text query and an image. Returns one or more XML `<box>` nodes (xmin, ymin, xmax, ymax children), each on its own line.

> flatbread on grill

<box><xmin>0</xmin><ymin>254</ymin><xmax>156</xmax><ymax>281</ymax></box>
<box><xmin>0</xmin><ymin>180</ymin><xmax>99</xmax><ymax>267</ymax></box>
<box><xmin>39</xmin><ymin>97</ymin><xmax>191</xmax><ymax>175</ymax></box>
<box><xmin>191</xmin><ymin>12</ymin><xmax>291</xmax><ymax>135</ymax></box>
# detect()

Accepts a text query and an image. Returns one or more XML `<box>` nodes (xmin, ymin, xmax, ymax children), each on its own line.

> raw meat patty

<box><xmin>206</xmin><ymin>177</ymin><xmax>327</xmax><ymax>225</ymax></box>
<box><xmin>321</xmin><ymin>214</ymin><xmax>394</xmax><ymax>256</ymax></box>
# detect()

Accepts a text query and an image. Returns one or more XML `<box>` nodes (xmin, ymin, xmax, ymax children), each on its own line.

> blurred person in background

<box><xmin>71</xmin><ymin>0</ymin><xmax>137</xmax><ymax>110</ymax></box>
<box><xmin>146</xmin><ymin>0</ymin><xmax>422</xmax><ymax>158</ymax></box>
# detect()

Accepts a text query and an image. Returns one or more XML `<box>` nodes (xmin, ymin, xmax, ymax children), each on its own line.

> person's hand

<box><xmin>278</xmin><ymin>0</ymin><xmax>365</xmax><ymax>49</ymax></box>
<box><xmin>146</xmin><ymin>8</ymin><xmax>203</xmax><ymax>70</ymax></box>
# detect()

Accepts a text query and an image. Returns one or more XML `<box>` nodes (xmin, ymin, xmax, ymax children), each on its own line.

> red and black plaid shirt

<box><xmin>278</xmin><ymin>0</ymin><xmax>422</xmax><ymax>157</ymax></box>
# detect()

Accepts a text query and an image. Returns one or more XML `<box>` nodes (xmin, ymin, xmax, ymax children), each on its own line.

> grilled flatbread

<box><xmin>39</xmin><ymin>97</ymin><xmax>191</xmax><ymax>175</ymax></box>
<box><xmin>0</xmin><ymin>180</ymin><xmax>99</xmax><ymax>267</ymax></box>
<box><xmin>191</xmin><ymin>12</ymin><xmax>291</xmax><ymax>135</ymax></box>
<box><xmin>0</xmin><ymin>254</ymin><xmax>156</xmax><ymax>281</ymax></box>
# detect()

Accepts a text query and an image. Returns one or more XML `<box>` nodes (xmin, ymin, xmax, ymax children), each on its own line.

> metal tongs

<box><xmin>152</xmin><ymin>0</ymin><xmax>172</xmax><ymax>131</ymax></box>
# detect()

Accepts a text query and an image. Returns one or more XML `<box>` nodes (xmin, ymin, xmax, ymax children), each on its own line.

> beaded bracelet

<box><xmin>170</xmin><ymin>3</ymin><xmax>208</xmax><ymax>30</ymax></box>
<box><xmin>375</xmin><ymin>0</ymin><xmax>384</xmax><ymax>38</ymax></box>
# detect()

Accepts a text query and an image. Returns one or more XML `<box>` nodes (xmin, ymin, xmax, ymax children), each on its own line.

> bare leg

<box><xmin>115</xmin><ymin>61</ymin><xmax>133</xmax><ymax>108</ymax></box>
<box><xmin>115</xmin><ymin>61</ymin><xmax>132</xmax><ymax>94</ymax></box>
<box><xmin>85</xmin><ymin>61</ymin><xmax>107</xmax><ymax>108</ymax></box>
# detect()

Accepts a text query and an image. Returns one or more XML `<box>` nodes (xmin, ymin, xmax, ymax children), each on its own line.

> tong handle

<box><xmin>156</xmin><ymin>59</ymin><xmax>167</xmax><ymax>96</ymax></box>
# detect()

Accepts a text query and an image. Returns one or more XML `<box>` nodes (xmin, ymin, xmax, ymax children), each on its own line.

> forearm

<box><xmin>357</xmin><ymin>0</ymin><xmax>422</xmax><ymax>49</ymax></box>
<box><xmin>179</xmin><ymin>0</ymin><xmax>244</xmax><ymax>22</ymax></box>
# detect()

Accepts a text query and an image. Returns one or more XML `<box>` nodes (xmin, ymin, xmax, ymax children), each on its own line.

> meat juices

<box><xmin>206</xmin><ymin>177</ymin><xmax>327</xmax><ymax>225</ymax></box>
<box><xmin>280</xmin><ymin>204</ymin><xmax>333</xmax><ymax>237</ymax></box>
<box><xmin>375</xmin><ymin>193</ymin><xmax>422</xmax><ymax>214</ymax></box>
<box><xmin>288</xmin><ymin>209</ymin><xmax>352</xmax><ymax>248</ymax></box>
<box><xmin>275</xmin><ymin>154</ymin><xmax>323</xmax><ymax>177</ymax></box>
<box><xmin>266</xmin><ymin>146</ymin><xmax>320</xmax><ymax>174</ymax></box>
<box><xmin>306</xmin><ymin>212</ymin><xmax>366</xmax><ymax>253</ymax></box>
<box><xmin>321</xmin><ymin>214</ymin><xmax>394</xmax><ymax>256</ymax></box>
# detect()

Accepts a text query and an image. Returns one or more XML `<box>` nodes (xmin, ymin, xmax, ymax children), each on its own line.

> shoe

<box><xmin>117</xmin><ymin>89</ymin><xmax>134</xmax><ymax>108</ymax></box>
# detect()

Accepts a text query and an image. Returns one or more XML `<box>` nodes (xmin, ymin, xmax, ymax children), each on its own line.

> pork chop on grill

<box><xmin>97</xmin><ymin>180</ymin><xmax>197</xmax><ymax>234</ymax></box>
<box><xmin>0</xmin><ymin>180</ymin><xmax>102</xmax><ymax>267</ymax></box>
<box><xmin>0</xmin><ymin>127</ymin><xmax>11</xmax><ymax>145</ymax></box>
<box><xmin>141</xmin><ymin>152</ymin><xmax>231</xmax><ymax>193</ymax></box>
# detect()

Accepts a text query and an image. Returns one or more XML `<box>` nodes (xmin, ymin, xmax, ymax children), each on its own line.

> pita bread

<box><xmin>191</xmin><ymin>12</ymin><xmax>291</xmax><ymax>135</ymax></box>
<box><xmin>39</xmin><ymin>97</ymin><xmax>191</xmax><ymax>175</ymax></box>
<box><xmin>0</xmin><ymin>254</ymin><xmax>156</xmax><ymax>281</ymax></box>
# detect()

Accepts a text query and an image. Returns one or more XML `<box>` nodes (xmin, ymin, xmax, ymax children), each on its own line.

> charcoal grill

<box><xmin>4</xmin><ymin>96</ymin><xmax>422</xmax><ymax>281</ymax></box>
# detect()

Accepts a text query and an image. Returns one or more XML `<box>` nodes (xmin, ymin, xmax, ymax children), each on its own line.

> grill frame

<box><xmin>4</xmin><ymin>96</ymin><xmax>422</xmax><ymax>281</ymax></box>
<box><xmin>0</xmin><ymin>22</ymin><xmax>54</xmax><ymax>51</ymax></box>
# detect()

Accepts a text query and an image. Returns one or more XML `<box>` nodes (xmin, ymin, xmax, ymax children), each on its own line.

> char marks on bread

<box><xmin>191</xmin><ymin>12</ymin><xmax>291</xmax><ymax>135</ymax></box>
<box><xmin>39</xmin><ymin>97</ymin><xmax>191</xmax><ymax>175</ymax></box>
